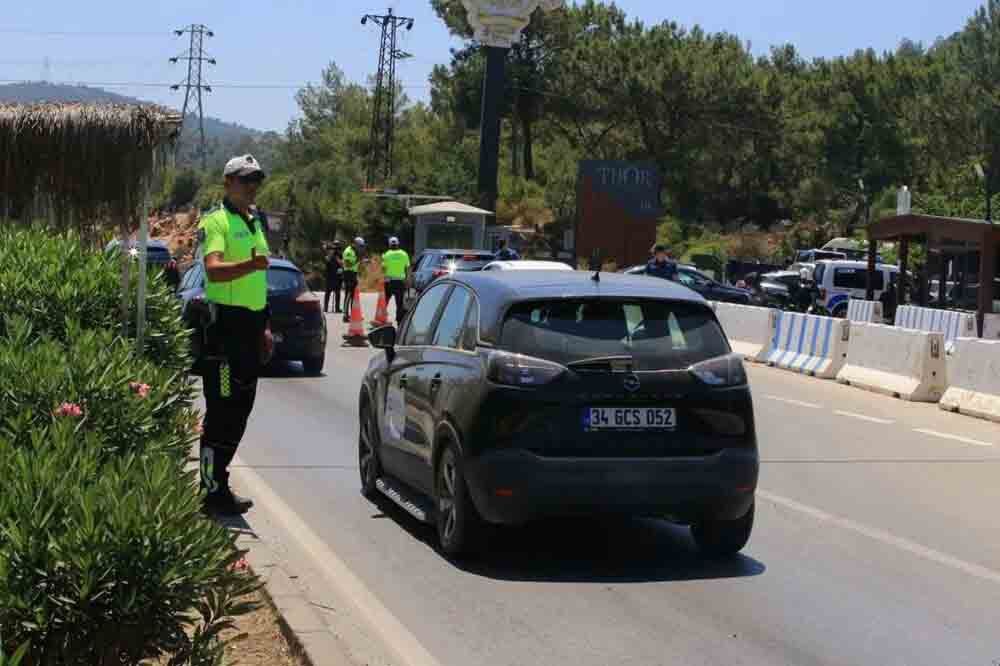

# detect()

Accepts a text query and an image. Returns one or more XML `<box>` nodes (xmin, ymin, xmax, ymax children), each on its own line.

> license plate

<box><xmin>583</xmin><ymin>407</ymin><xmax>676</xmax><ymax>431</ymax></box>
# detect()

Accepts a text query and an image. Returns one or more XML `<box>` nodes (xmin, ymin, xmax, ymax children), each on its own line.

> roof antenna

<box><xmin>590</xmin><ymin>249</ymin><xmax>601</xmax><ymax>282</ymax></box>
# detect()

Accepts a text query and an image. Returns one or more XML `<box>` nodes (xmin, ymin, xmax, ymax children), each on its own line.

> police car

<box><xmin>811</xmin><ymin>259</ymin><xmax>899</xmax><ymax>317</ymax></box>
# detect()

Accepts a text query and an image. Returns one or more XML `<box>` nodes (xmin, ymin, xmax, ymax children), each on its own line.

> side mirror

<box><xmin>369</xmin><ymin>325</ymin><xmax>397</xmax><ymax>352</ymax></box>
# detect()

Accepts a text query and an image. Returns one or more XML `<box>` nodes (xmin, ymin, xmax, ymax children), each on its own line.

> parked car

<box><xmin>482</xmin><ymin>260</ymin><xmax>573</xmax><ymax>271</ymax></box>
<box><xmin>747</xmin><ymin>270</ymin><xmax>802</xmax><ymax>309</ymax></box>
<box><xmin>359</xmin><ymin>271</ymin><xmax>759</xmax><ymax>558</ymax></box>
<box><xmin>811</xmin><ymin>259</ymin><xmax>900</xmax><ymax>318</ymax></box>
<box><xmin>624</xmin><ymin>264</ymin><xmax>751</xmax><ymax>304</ymax></box>
<box><xmin>105</xmin><ymin>238</ymin><xmax>180</xmax><ymax>289</ymax></box>
<box><xmin>793</xmin><ymin>248</ymin><xmax>846</xmax><ymax>264</ymax></box>
<box><xmin>177</xmin><ymin>257</ymin><xmax>327</xmax><ymax>375</ymax></box>
<box><xmin>404</xmin><ymin>249</ymin><xmax>497</xmax><ymax>312</ymax></box>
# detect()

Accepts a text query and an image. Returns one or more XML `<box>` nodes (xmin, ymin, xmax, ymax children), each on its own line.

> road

<box><xmin>230</xmin><ymin>295</ymin><xmax>1000</xmax><ymax>666</ymax></box>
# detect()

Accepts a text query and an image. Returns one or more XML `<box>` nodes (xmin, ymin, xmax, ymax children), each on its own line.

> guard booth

<box><xmin>408</xmin><ymin>201</ymin><xmax>492</xmax><ymax>254</ymax></box>
<box><xmin>868</xmin><ymin>213</ymin><xmax>1000</xmax><ymax>335</ymax></box>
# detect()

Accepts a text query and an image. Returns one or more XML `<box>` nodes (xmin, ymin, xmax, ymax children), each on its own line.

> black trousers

<box><xmin>324</xmin><ymin>276</ymin><xmax>342</xmax><ymax>312</ymax></box>
<box><xmin>343</xmin><ymin>272</ymin><xmax>358</xmax><ymax>320</ymax></box>
<box><xmin>200</xmin><ymin>305</ymin><xmax>267</xmax><ymax>496</ymax></box>
<box><xmin>385</xmin><ymin>279</ymin><xmax>405</xmax><ymax>322</ymax></box>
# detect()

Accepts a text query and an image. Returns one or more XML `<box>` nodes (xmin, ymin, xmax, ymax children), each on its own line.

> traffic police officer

<box><xmin>645</xmin><ymin>244</ymin><xmax>678</xmax><ymax>281</ymax></box>
<box><xmin>381</xmin><ymin>237</ymin><xmax>410</xmax><ymax>324</ymax></box>
<box><xmin>198</xmin><ymin>154</ymin><xmax>272</xmax><ymax>515</ymax></box>
<box><xmin>342</xmin><ymin>236</ymin><xmax>364</xmax><ymax>322</ymax></box>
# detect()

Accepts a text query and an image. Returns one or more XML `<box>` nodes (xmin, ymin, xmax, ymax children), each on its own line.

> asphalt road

<box><xmin>230</xmin><ymin>295</ymin><xmax>1000</xmax><ymax>666</ymax></box>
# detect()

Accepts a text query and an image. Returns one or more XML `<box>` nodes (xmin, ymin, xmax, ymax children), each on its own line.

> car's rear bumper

<box><xmin>463</xmin><ymin>448</ymin><xmax>758</xmax><ymax>525</ymax></box>
<box><xmin>272</xmin><ymin>329</ymin><xmax>326</xmax><ymax>361</ymax></box>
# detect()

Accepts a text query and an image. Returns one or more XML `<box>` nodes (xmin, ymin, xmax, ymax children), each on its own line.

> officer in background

<box><xmin>495</xmin><ymin>238</ymin><xmax>520</xmax><ymax>261</ymax></box>
<box><xmin>381</xmin><ymin>237</ymin><xmax>410</xmax><ymax>324</ymax></box>
<box><xmin>198</xmin><ymin>154</ymin><xmax>273</xmax><ymax>516</ymax></box>
<box><xmin>324</xmin><ymin>240</ymin><xmax>344</xmax><ymax>314</ymax></box>
<box><xmin>645</xmin><ymin>244</ymin><xmax>678</xmax><ymax>281</ymax></box>
<box><xmin>342</xmin><ymin>236</ymin><xmax>364</xmax><ymax>322</ymax></box>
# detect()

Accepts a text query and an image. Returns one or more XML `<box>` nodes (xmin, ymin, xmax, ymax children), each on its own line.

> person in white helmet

<box><xmin>381</xmin><ymin>236</ymin><xmax>411</xmax><ymax>324</ymax></box>
<box><xmin>342</xmin><ymin>236</ymin><xmax>365</xmax><ymax>322</ymax></box>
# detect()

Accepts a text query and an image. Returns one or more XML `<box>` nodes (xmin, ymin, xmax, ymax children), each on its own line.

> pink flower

<box><xmin>229</xmin><ymin>556</ymin><xmax>249</xmax><ymax>572</ymax></box>
<box><xmin>129</xmin><ymin>382</ymin><xmax>151</xmax><ymax>399</ymax></box>
<box><xmin>55</xmin><ymin>402</ymin><xmax>83</xmax><ymax>418</ymax></box>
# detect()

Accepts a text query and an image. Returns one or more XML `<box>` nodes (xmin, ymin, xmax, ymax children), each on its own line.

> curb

<box><xmin>236</xmin><ymin>523</ymin><xmax>358</xmax><ymax>666</ymax></box>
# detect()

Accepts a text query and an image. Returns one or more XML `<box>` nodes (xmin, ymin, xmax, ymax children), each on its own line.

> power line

<box><xmin>0</xmin><ymin>79</ymin><xmax>316</xmax><ymax>89</ymax></box>
<box><xmin>0</xmin><ymin>29</ymin><xmax>168</xmax><ymax>36</ymax></box>
<box><xmin>170</xmin><ymin>24</ymin><xmax>215</xmax><ymax>170</ymax></box>
<box><xmin>362</xmin><ymin>8</ymin><xmax>414</xmax><ymax>190</ymax></box>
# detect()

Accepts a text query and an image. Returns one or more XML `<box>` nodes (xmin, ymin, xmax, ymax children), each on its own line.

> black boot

<box><xmin>203</xmin><ymin>488</ymin><xmax>254</xmax><ymax>516</ymax></box>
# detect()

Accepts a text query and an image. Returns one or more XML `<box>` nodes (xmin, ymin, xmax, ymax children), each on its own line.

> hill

<box><xmin>0</xmin><ymin>82</ymin><xmax>282</xmax><ymax>170</ymax></box>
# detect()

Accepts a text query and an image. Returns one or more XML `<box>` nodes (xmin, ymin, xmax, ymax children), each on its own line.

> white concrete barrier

<box><xmin>837</xmin><ymin>324</ymin><xmax>948</xmax><ymax>402</ymax></box>
<box><xmin>713</xmin><ymin>302</ymin><xmax>777</xmax><ymax>363</ymax></box>
<box><xmin>894</xmin><ymin>305</ymin><xmax>977</xmax><ymax>354</ymax></box>
<box><xmin>939</xmin><ymin>338</ymin><xmax>1000</xmax><ymax>423</ymax></box>
<box><xmin>765</xmin><ymin>311</ymin><xmax>850</xmax><ymax>379</ymax></box>
<box><xmin>847</xmin><ymin>299</ymin><xmax>883</xmax><ymax>323</ymax></box>
<box><xmin>983</xmin><ymin>313</ymin><xmax>1000</xmax><ymax>341</ymax></box>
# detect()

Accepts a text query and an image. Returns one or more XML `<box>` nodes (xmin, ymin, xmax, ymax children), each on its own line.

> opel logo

<box><xmin>623</xmin><ymin>374</ymin><xmax>641</xmax><ymax>392</ymax></box>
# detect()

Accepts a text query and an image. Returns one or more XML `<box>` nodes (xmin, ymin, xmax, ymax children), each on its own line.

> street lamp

<box><xmin>460</xmin><ymin>0</ymin><xmax>565</xmax><ymax>213</ymax></box>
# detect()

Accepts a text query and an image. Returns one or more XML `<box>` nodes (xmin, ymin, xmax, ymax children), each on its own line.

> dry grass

<box><xmin>147</xmin><ymin>587</ymin><xmax>305</xmax><ymax>666</ymax></box>
<box><xmin>0</xmin><ymin>102</ymin><xmax>181</xmax><ymax>239</ymax></box>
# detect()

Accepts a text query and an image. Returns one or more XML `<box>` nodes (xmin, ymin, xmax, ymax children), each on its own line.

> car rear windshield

<box><xmin>499</xmin><ymin>298</ymin><xmax>730</xmax><ymax>371</ymax></box>
<box><xmin>436</xmin><ymin>253</ymin><xmax>495</xmax><ymax>272</ymax></box>
<box><xmin>267</xmin><ymin>267</ymin><xmax>306</xmax><ymax>293</ymax></box>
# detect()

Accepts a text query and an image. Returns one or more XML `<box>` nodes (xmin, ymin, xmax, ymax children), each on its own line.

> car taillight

<box><xmin>689</xmin><ymin>354</ymin><xmax>747</xmax><ymax>387</ymax></box>
<box><xmin>487</xmin><ymin>351</ymin><xmax>566</xmax><ymax>387</ymax></box>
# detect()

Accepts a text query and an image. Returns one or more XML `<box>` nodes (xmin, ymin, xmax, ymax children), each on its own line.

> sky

<box><xmin>0</xmin><ymin>0</ymin><xmax>985</xmax><ymax>133</ymax></box>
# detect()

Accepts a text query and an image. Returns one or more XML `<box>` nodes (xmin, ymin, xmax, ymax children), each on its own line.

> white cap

<box><xmin>223</xmin><ymin>154</ymin><xmax>265</xmax><ymax>179</ymax></box>
<box><xmin>388</xmin><ymin>236</ymin><xmax>399</xmax><ymax>246</ymax></box>
<box><xmin>354</xmin><ymin>237</ymin><xmax>365</xmax><ymax>246</ymax></box>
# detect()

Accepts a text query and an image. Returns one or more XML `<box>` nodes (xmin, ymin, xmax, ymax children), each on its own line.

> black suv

<box><xmin>404</xmin><ymin>249</ymin><xmax>496</xmax><ymax>313</ymax></box>
<box><xmin>177</xmin><ymin>257</ymin><xmax>328</xmax><ymax>375</ymax></box>
<box><xmin>360</xmin><ymin>270</ymin><xmax>758</xmax><ymax>558</ymax></box>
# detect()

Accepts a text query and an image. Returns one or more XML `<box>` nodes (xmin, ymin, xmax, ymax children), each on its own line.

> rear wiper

<box><xmin>566</xmin><ymin>355</ymin><xmax>635</xmax><ymax>372</ymax></box>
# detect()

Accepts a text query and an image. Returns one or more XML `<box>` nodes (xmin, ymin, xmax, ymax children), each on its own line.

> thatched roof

<box><xmin>0</xmin><ymin>102</ymin><xmax>182</xmax><ymax>236</ymax></box>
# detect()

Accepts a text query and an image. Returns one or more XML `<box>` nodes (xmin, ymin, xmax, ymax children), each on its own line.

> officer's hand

<box><xmin>250</xmin><ymin>248</ymin><xmax>269</xmax><ymax>271</ymax></box>
<box><xmin>260</xmin><ymin>328</ymin><xmax>274</xmax><ymax>364</ymax></box>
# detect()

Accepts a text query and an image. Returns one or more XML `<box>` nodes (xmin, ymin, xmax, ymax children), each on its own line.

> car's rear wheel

<box><xmin>359</xmin><ymin>402</ymin><xmax>381</xmax><ymax>500</ymax></box>
<box><xmin>303</xmin><ymin>355</ymin><xmax>325</xmax><ymax>376</ymax></box>
<box><xmin>435</xmin><ymin>443</ymin><xmax>482</xmax><ymax>558</ymax></box>
<box><xmin>691</xmin><ymin>501</ymin><xmax>754</xmax><ymax>558</ymax></box>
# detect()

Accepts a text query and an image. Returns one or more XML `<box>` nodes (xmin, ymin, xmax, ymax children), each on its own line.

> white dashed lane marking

<box><xmin>833</xmin><ymin>410</ymin><xmax>894</xmax><ymax>425</ymax></box>
<box><xmin>913</xmin><ymin>429</ymin><xmax>994</xmax><ymax>448</ymax></box>
<box><xmin>764</xmin><ymin>395</ymin><xmax>822</xmax><ymax>409</ymax></box>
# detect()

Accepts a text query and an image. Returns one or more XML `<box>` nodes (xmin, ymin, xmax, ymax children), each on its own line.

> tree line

<box><xmin>163</xmin><ymin>0</ymin><xmax>1000</xmax><ymax>272</ymax></box>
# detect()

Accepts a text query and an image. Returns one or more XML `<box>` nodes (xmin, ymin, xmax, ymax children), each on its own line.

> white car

<box><xmin>812</xmin><ymin>259</ymin><xmax>900</xmax><ymax>317</ymax></box>
<box><xmin>482</xmin><ymin>260</ymin><xmax>573</xmax><ymax>271</ymax></box>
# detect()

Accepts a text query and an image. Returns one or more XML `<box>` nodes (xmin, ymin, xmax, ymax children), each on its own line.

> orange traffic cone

<box><xmin>342</xmin><ymin>285</ymin><xmax>369</xmax><ymax>347</ymax></box>
<box><xmin>370</xmin><ymin>280</ymin><xmax>389</xmax><ymax>327</ymax></box>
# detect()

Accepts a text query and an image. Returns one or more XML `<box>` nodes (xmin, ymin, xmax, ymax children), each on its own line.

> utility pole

<box><xmin>170</xmin><ymin>24</ymin><xmax>216</xmax><ymax>172</ymax></box>
<box><xmin>362</xmin><ymin>9</ymin><xmax>414</xmax><ymax>190</ymax></box>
